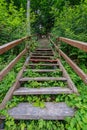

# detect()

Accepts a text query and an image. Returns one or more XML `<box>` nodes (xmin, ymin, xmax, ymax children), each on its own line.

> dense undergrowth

<box><xmin>51</xmin><ymin>0</ymin><xmax>87</xmax><ymax>64</ymax></box>
<box><xmin>0</xmin><ymin>56</ymin><xmax>26</xmax><ymax>103</ymax></box>
<box><xmin>51</xmin><ymin>0</ymin><xmax>87</xmax><ymax>41</ymax></box>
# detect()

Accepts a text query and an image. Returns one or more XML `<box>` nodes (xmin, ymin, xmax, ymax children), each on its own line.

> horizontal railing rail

<box><xmin>0</xmin><ymin>35</ymin><xmax>34</xmax><ymax>80</ymax></box>
<box><xmin>50</xmin><ymin>37</ymin><xmax>87</xmax><ymax>84</ymax></box>
<box><xmin>58</xmin><ymin>37</ymin><xmax>87</xmax><ymax>52</ymax></box>
<box><xmin>50</xmin><ymin>33</ymin><xmax>87</xmax><ymax>52</ymax></box>
<box><xmin>0</xmin><ymin>36</ymin><xmax>30</xmax><ymax>54</ymax></box>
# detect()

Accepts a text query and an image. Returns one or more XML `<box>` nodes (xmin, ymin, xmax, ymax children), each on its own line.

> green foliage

<box><xmin>29</xmin><ymin>39</ymin><xmax>38</xmax><ymax>52</ymax></box>
<box><xmin>23</xmin><ymin>69</ymin><xmax>62</xmax><ymax>77</ymax></box>
<box><xmin>0</xmin><ymin>57</ymin><xmax>25</xmax><ymax>103</ymax></box>
<box><xmin>51</xmin><ymin>0</ymin><xmax>87</xmax><ymax>63</ymax></box>
<box><xmin>33</xmin><ymin>99</ymin><xmax>45</xmax><ymax>108</ymax></box>
<box><xmin>22</xmin><ymin>68</ymin><xmax>66</xmax><ymax>88</ymax></box>
<box><xmin>61</xmin><ymin>61</ymin><xmax>87</xmax><ymax>130</ymax></box>
<box><xmin>0</xmin><ymin>0</ymin><xmax>26</xmax><ymax>45</ymax></box>
<box><xmin>52</xmin><ymin>0</ymin><xmax>87</xmax><ymax>40</ymax></box>
<box><xmin>30</xmin><ymin>0</ymin><xmax>55</xmax><ymax>34</ymax></box>
<box><xmin>0</xmin><ymin>0</ymin><xmax>87</xmax><ymax>129</ymax></box>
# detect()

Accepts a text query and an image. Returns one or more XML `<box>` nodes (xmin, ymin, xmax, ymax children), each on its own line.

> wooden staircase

<box><xmin>0</xmin><ymin>39</ymin><xmax>78</xmax><ymax>120</ymax></box>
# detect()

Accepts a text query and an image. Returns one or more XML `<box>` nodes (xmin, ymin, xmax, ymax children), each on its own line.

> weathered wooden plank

<box><xmin>24</xmin><ymin>69</ymin><xmax>61</xmax><ymax>73</ymax></box>
<box><xmin>34</xmin><ymin>51</ymin><xmax>53</xmax><ymax>53</ymax></box>
<box><xmin>19</xmin><ymin>77</ymin><xmax>67</xmax><ymax>82</ymax></box>
<box><xmin>36</xmin><ymin>46</ymin><xmax>51</xmax><ymax>50</ymax></box>
<box><xmin>30</xmin><ymin>59</ymin><xmax>57</xmax><ymax>63</ymax></box>
<box><xmin>0</xmin><ymin>49</ymin><xmax>27</xmax><ymax>81</ymax></box>
<box><xmin>35</xmin><ymin>49</ymin><xmax>52</xmax><ymax>51</ymax></box>
<box><xmin>32</xmin><ymin>53</ymin><xmax>54</xmax><ymax>56</ymax></box>
<box><xmin>32</xmin><ymin>49</ymin><xmax>52</xmax><ymax>52</ymax></box>
<box><xmin>13</xmin><ymin>87</ymin><xmax>73</xmax><ymax>95</ymax></box>
<box><xmin>59</xmin><ymin>37</ymin><xmax>87</xmax><ymax>52</ymax></box>
<box><xmin>0</xmin><ymin>57</ymin><xmax>30</xmax><ymax>110</ymax></box>
<box><xmin>30</xmin><ymin>56</ymin><xmax>53</xmax><ymax>59</ymax></box>
<box><xmin>28</xmin><ymin>63</ymin><xmax>59</xmax><ymax>66</ymax></box>
<box><xmin>7</xmin><ymin>102</ymin><xmax>75</xmax><ymax>120</ymax></box>
<box><xmin>0</xmin><ymin>36</ymin><xmax>29</xmax><ymax>54</ymax></box>
<box><xmin>32</xmin><ymin>52</ymin><xmax>53</xmax><ymax>54</ymax></box>
<box><xmin>36</xmin><ymin>49</ymin><xmax>52</xmax><ymax>51</ymax></box>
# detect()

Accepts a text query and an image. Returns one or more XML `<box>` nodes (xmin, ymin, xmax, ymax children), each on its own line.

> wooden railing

<box><xmin>0</xmin><ymin>36</ymin><xmax>31</xmax><ymax>81</ymax></box>
<box><xmin>50</xmin><ymin>36</ymin><xmax>87</xmax><ymax>84</ymax></box>
<box><xmin>0</xmin><ymin>36</ymin><xmax>30</xmax><ymax>54</ymax></box>
<box><xmin>58</xmin><ymin>37</ymin><xmax>87</xmax><ymax>52</ymax></box>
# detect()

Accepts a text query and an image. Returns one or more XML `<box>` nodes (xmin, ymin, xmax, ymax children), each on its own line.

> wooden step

<box><xmin>13</xmin><ymin>87</ymin><xmax>73</xmax><ymax>95</ymax></box>
<box><xmin>34</xmin><ymin>50</ymin><xmax>53</xmax><ymax>52</ymax></box>
<box><xmin>35</xmin><ymin>49</ymin><xmax>52</xmax><ymax>51</ymax></box>
<box><xmin>34</xmin><ymin>50</ymin><xmax>53</xmax><ymax>53</ymax></box>
<box><xmin>30</xmin><ymin>56</ymin><xmax>53</xmax><ymax>59</ymax></box>
<box><xmin>32</xmin><ymin>53</ymin><xmax>54</xmax><ymax>56</ymax></box>
<box><xmin>34</xmin><ymin>51</ymin><xmax>53</xmax><ymax>53</ymax></box>
<box><xmin>7</xmin><ymin>102</ymin><xmax>75</xmax><ymax>120</ymax></box>
<box><xmin>28</xmin><ymin>63</ymin><xmax>59</xmax><ymax>66</ymax></box>
<box><xmin>30</xmin><ymin>59</ymin><xmax>57</xmax><ymax>63</ymax></box>
<box><xmin>19</xmin><ymin>77</ymin><xmax>67</xmax><ymax>82</ymax></box>
<box><xmin>24</xmin><ymin>69</ymin><xmax>61</xmax><ymax>73</ymax></box>
<box><xmin>32</xmin><ymin>52</ymin><xmax>53</xmax><ymax>54</ymax></box>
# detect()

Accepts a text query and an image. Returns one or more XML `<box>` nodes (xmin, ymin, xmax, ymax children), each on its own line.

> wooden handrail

<box><xmin>0</xmin><ymin>48</ymin><xmax>27</xmax><ymax>81</ymax></box>
<box><xmin>0</xmin><ymin>34</ymin><xmax>37</xmax><ymax>80</ymax></box>
<box><xmin>58</xmin><ymin>37</ymin><xmax>87</xmax><ymax>52</ymax></box>
<box><xmin>50</xmin><ymin>39</ymin><xmax>87</xmax><ymax>84</ymax></box>
<box><xmin>0</xmin><ymin>36</ymin><xmax>30</xmax><ymax>54</ymax></box>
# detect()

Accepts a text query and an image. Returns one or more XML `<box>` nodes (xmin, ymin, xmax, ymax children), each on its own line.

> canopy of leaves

<box><xmin>0</xmin><ymin>0</ymin><xmax>83</xmax><ymax>38</ymax></box>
